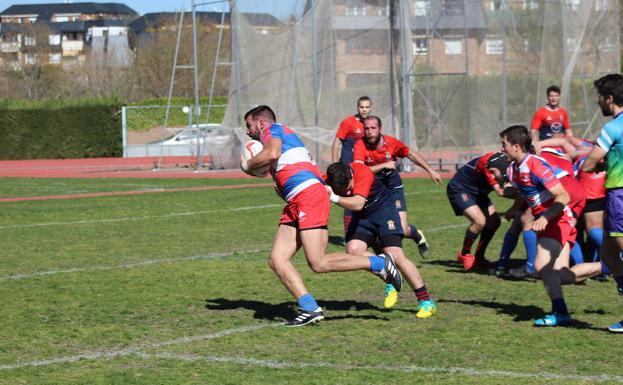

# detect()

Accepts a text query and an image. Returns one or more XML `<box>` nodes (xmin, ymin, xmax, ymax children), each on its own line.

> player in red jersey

<box><xmin>501</xmin><ymin>125</ymin><xmax>598</xmax><ymax>327</ymax></box>
<box><xmin>332</xmin><ymin>96</ymin><xmax>371</xmax><ymax>164</ymax></box>
<box><xmin>243</xmin><ymin>105</ymin><xmax>402</xmax><ymax>327</ymax></box>
<box><xmin>530</xmin><ymin>85</ymin><xmax>573</xmax><ymax>143</ymax></box>
<box><xmin>326</xmin><ymin>161</ymin><xmax>437</xmax><ymax>317</ymax></box>
<box><xmin>353</xmin><ymin>115</ymin><xmax>442</xmax><ymax>305</ymax></box>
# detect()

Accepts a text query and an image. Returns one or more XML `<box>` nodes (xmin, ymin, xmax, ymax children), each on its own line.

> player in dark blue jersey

<box><xmin>447</xmin><ymin>152</ymin><xmax>515</xmax><ymax>271</ymax></box>
<box><xmin>326</xmin><ymin>162</ymin><xmax>437</xmax><ymax>317</ymax></box>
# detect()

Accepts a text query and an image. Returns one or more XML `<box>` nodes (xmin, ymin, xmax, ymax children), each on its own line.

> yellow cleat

<box><xmin>384</xmin><ymin>284</ymin><xmax>398</xmax><ymax>309</ymax></box>
<box><xmin>415</xmin><ymin>299</ymin><xmax>437</xmax><ymax>318</ymax></box>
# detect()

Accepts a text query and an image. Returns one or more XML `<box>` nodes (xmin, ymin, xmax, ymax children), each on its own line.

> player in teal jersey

<box><xmin>582</xmin><ymin>73</ymin><xmax>623</xmax><ymax>333</ymax></box>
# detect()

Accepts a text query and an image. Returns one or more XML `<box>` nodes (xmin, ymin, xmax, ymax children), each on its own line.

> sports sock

<box><xmin>475</xmin><ymin>226</ymin><xmax>496</xmax><ymax>259</ymax></box>
<box><xmin>414</xmin><ymin>285</ymin><xmax>431</xmax><ymax>302</ymax></box>
<box><xmin>588</xmin><ymin>227</ymin><xmax>604</xmax><ymax>248</ymax></box>
<box><xmin>407</xmin><ymin>225</ymin><xmax>421</xmax><ymax>242</ymax></box>
<box><xmin>601</xmin><ymin>260</ymin><xmax>611</xmax><ymax>275</ymax></box>
<box><xmin>498</xmin><ymin>231</ymin><xmax>519</xmax><ymax>267</ymax></box>
<box><xmin>551</xmin><ymin>298</ymin><xmax>569</xmax><ymax>315</ymax></box>
<box><xmin>297</xmin><ymin>293</ymin><xmax>319</xmax><ymax>312</ymax></box>
<box><xmin>461</xmin><ymin>229</ymin><xmax>479</xmax><ymax>256</ymax></box>
<box><xmin>522</xmin><ymin>230</ymin><xmax>537</xmax><ymax>273</ymax></box>
<box><xmin>615</xmin><ymin>276</ymin><xmax>623</xmax><ymax>295</ymax></box>
<box><xmin>369</xmin><ymin>256</ymin><xmax>385</xmax><ymax>273</ymax></box>
<box><xmin>570</xmin><ymin>243</ymin><xmax>584</xmax><ymax>265</ymax></box>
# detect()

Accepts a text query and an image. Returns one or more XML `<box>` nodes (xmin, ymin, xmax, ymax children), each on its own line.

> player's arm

<box><xmin>534</xmin><ymin>137</ymin><xmax>575</xmax><ymax>155</ymax></box>
<box><xmin>332</xmin><ymin>194</ymin><xmax>367</xmax><ymax>211</ymax></box>
<box><xmin>369</xmin><ymin>161</ymin><xmax>396</xmax><ymax>173</ymax></box>
<box><xmin>531</xmin><ymin>183</ymin><xmax>570</xmax><ymax>232</ymax></box>
<box><xmin>581</xmin><ymin>145</ymin><xmax>607</xmax><ymax>173</ymax></box>
<box><xmin>530</xmin><ymin>111</ymin><xmax>541</xmax><ymax>144</ymax></box>
<box><xmin>505</xmin><ymin>196</ymin><xmax>526</xmax><ymax>221</ymax></box>
<box><xmin>406</xmin><ymin>149</ymin><xmax>442</xmax><ymax>185</ymax></box>
<box><xmin>245</xmin><ymin>137</ymin><xmax>281</xmax><ymax>169</ymax></box>
<box><xmin>331</xmin><ymin>137</ymin><xmax>342</xmax><ymax>163</ymax></box>
<box><xmin>491</xmin><ymin>183</ymin><xmax>517</xmax><ymax>198</ymax></box>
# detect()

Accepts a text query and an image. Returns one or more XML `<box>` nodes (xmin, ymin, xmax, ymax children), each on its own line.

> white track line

<box><xmin>0</xmin><ymin>203</ymin><xmax>281</xmax><ymax>230</ymax></box>
<box><xmin>0</xmin><ymin>324</ymin><xmax>277</xmax><ymax>370</ymax></box>
<box><xmin>1</xmin><ymin>324</ymin><xmax>620</xmax><ymax>383</ymax></box>
<box><xmin>0</xmin><ymin>249</ymin><xmax>265</xmax><ymax>282</ymax></box>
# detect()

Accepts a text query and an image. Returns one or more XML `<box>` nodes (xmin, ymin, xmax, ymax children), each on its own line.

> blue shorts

<box><xmin>447</xmin><ymin>185</ymin><xmax>492</xmax><ymax>216</ymax></box>
<box><xmin>346</xmin><ymin>204</ymin><xmax>404</xmax><ymax>248</ymax></box>
<box><xmin>605</xmin><ymin>188</ymin><xmax>623</xmax><ymax>236</ymax></box>
<box><xmin>390</xmin><ymin>187</ymin><xmax>407</xmax><ymax>212</ymax></box>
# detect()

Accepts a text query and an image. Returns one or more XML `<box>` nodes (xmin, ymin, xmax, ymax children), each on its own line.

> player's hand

<box><xmin>531</xmin><ymin>216</ymin><xmax>548</xmax><ymax>232</ymax></box>
<box><xmin>533</xmin><ymin>142</ymin><xmax>542</xmax><ymax>155</ymax></box>
<box><xmin>504</xmin><ymin>209</ymin><xmax>518</xmax><ymax>221</ymax></box>
<box><xmin>326</xmin><ymin>186</ymin><xmax>340</xmax><ymax>203</ymax></box>
<box><xmin>430</xmin><ymin>170</ymin><xmax>442</xmax><ymax>185</ymax></box>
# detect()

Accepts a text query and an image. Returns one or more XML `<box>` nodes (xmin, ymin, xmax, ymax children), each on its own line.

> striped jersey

<box><xmin>260</xmin><ymin>123</ymin><xmax>323</xmax><ymax>201</ymax></box>
<box><xmin>508</xmin><ymin>154</ymin><xmax>562</xmax><ymax>216</ymax></box>
<box><xmin>596</xmin><ymin>112</ymin><xmax>623</xmax><ymax>189</ymax></box>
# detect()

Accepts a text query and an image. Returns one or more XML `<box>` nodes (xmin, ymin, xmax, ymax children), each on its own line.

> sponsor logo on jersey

<box><xmin>395</xmin><ymin>199</ymin><xmax>402</xmax><ymax>209</ymax></box>
<box><xmin>387</xmin><ymin>220</ymin><xmax>396</xmax><ymax>230</ymax></box>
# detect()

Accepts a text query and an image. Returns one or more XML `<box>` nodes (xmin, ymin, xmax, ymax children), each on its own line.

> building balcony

<box><xmin>0</xmin><ymin>42</ymin><xmax>20</xmax><ymax>53</ymax></box>
<box><xmin>62</xmin><ymin>39</ymin><xmax>84</xmax><ymax>54</ymax></box>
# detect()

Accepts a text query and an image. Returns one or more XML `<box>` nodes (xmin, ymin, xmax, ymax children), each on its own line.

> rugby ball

<box><xmin>241</xmin><ymin>140</ymin><xmax>269</xmax><ymax>177</ymax></box>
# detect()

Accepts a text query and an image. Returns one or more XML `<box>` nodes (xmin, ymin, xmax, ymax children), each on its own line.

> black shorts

<box><xmin>447</xmin><ymin>185</ymin><xmax>492</xmax><ymax>216</ymax></box>
<box><xmin>346</xmin><ymin>204</ymin><xmax>404</xmax><ymax>248</ymax></box>
<box><xmin>584</xmin><ymin>197</ymin><xmax>605</xmax><ymax>213</ymax></box>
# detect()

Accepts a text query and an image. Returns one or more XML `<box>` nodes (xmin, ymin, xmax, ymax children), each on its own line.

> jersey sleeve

<box><xmin>353</xmin><ymin>139</ymin><xmax>366</xmax><ymax>162</ymax></box>
<box><xmin>530</xmin><ymin>109</ymin><xmax>542</xmax><ymax>130</ymax></box>
<box><xmin>267</xmin><ymin>123</ymin><xmax>285</xmax><ymax>143</ymax></box>
<box><xmin>336</xmin><ymin>118</ymin><xmax>351</xmax><ymax>140</ymax></box>
<box><xmin>351</xmin><ymin>163</ymin><xmax>374</xmax><ymax>198</ymax></box>
<box><xmin>531</xmin><ymin>159</ymin><xmax>560</xmax><ymax>190</ymax></box>
<box><xmin>387</xmin><ymin>136</ymin><xmax>410</xmax><ymax>158</ymax></box>
<box><xmin>562</xmin><ymin>109</ymin><xmax>571</xmax><ymax>130</ymax></box>
<box><xmin>596</xmin><ymin>120</ymin><xmax>620</xmax><ymax>153</ymax></box>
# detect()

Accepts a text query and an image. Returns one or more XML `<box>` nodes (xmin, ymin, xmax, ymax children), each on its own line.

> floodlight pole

<box><xmin>398</xmin><ymin>0</ymin><xmax>412</xmax><ymax>154</ymax></box>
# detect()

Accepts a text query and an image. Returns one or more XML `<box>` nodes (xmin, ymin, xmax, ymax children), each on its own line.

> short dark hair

<box><xmin>546</xmin><ymin>85</ymin><xmax>561</xmax><ymax>95</ymax></box>
<box><xmin>500</xmin><ymin>125</ymin><xmax>531</xmax><ymax>152</ymax></box>
<box><xmin>326</xmin><ymin>163</ymin><xmax>352</xmax><ymax>193</ymax></box>
<box><xmin>594</xmin><ymin>74</ymin><xmax>623</xmax><ymax>106</ymax></box>
<box><xmin>357</xmin><ymin>96</ymin><xmax>371</xmax><ymax>105</ymax></box>
<box><xmin>247</xmin><ymin>105</ymin><xmax>276</xmax><ymax>122</ymax></box>
<box><xmin>363</xmin><ymin>115</ymin><xmax>382</xmax><ymax>128</ymax></box>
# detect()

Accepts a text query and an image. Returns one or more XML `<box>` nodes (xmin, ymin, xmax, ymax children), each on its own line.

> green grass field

<box><xmin>1</xmin><ymin>177</ymin><xmax>622</xmax><ymax>384</ymax></box>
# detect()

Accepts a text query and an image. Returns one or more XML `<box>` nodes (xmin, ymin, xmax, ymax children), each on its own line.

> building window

<box><xmin>49</xmin><ymin>34</ymin><xmax>61</xmax><ymax>45</ymax></box>
<box><xmin>596</xmin><ymin>0</ymin><xmax>609</xmax><ymax>11</ymax></box>
<box><xmin>24</xmin><ymin>53</ymin><xmax>37</xmax><ymax>64</ymax></box>
<box><xmin>346</xmin><ymin>38</ymin><xmax>387</xmax><ymax>55</ymax></box>
<box><xmin>521</xmin><ymin>0</ymin><xmax>539</xmax><ymax>10</ymax></box>
<box><xmin>566</xmin><ymin>37</ymin><xmax>579</xmax><ymax>50</ymax></box>
<box><xmin>28</xmin><ymin>17</ymin><xmax>37</xmax><ymax>23</ymax></box>
<box><xmin>49</xmin><ymin>53</ymin><xmax>61</xmax><ymax>64</ymax></box>
<box><xmin>567</xmin><ymin>0</ymin><xmax>580</xmax><ymax>11</ymax></box>
<box><xmin>413</xmin><ymin>1</ymin><xmax>428</xmax><ymax>16</ymax></box>
<box><xmin>24</xmin><ymin>36</ymin><xmax>36</xmax><ymax>46</ymax></box>
<box><xmin>345</xmin><ymin>0</ymin><xmax>366</xmax><ymax>16</ymax></box>
<box><xmin>485</xmin><ymin>39</ymin><xmax>503</xmax><ymax>54</ymax></box>
<box><xmin>378</xmin><ymin>5</ymin><xmax>390</xmax><ymax>16</ymax></box>
<box><xmin>55</xmin><ymin>16</ymin><xmax>69</xmax><ymax>22</ymax></box>
<box><xmin>598</xmin><ymin>37</ymin><xmax>614</xmax><ymax>52</ymax></box>
<box><xmin>443</xmin><ymin>0</ymin><xmax>463</xmax><ymax>14</ymax></box>
<box><xmin>444</xmin><ymin>39</ymin><xmax>462</xmax><ymax>55</ymax></box>
<box><xmin>489</xmin><ymin>0</ymin><xmax>501</xmax><ymax>11</ymax></box>
<box><xmin>413</xmin><ymin>37</ymin><xmax>428</xmax><ymax>55</ymax></box>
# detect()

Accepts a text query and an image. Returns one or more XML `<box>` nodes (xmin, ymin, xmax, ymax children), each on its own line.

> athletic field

<box><xmin>1</xmin><ymin>176</ymin><xmax>621</xmax><ymax>384</ymax></box>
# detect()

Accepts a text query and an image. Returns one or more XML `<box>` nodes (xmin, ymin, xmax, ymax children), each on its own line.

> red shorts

<box><xmin>279</xmin><ymin>183</ymin><xmax>329</xmax><ymax>230</ymax></box>
<box><xmin>561</xmin><ymin>176</ymin><xmax>586</xmax><ymax>218</ymax></box>
<box><xmin>537</xmin><ymin>208</ymin><xmax>577</xmax><ymax>247</ymax></box>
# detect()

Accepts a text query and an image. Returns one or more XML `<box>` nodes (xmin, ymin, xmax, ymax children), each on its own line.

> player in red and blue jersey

<box><xmin>242</xmin><ymin>105</ymin><xmax>403</xmax><ymax>327</ymax></box>
<box><xmin>332</xmin><ymin>96</ymin><xmax>371</xmax><ymax>164</ymax></box>
<box><xmin>325</xmin><ymin>161</ymin><xmax>437</xmax><ymax>318</ymax></box>
<box><xmin>447</xmin><ymin>151</ymin><xmax>514</xmax><ymax>271</ymax></box>
<box><xmin>530</xmin><ymin>85</ymin><xmax>572</xmax><ymax>142</ymax></box>
<box><xmin>501</xmin><ymin>125</ymin><xmax>598</xmax><ymax>327</ymax></box>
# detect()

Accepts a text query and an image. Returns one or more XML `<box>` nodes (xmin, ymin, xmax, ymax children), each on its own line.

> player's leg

<box><xmin>396</xmin><ymin>187</ymin><xmax>429</xmax><ymax>257</ymax></box>
<box><xmin>510</xmin><ymin>209</ymin><xmax>538</xmax><ymax>278</ymax></box>
<box><xmin>457</xmin><ymin>204</ymin><xmax>487</xmax><ymax>270</ymax></box>
<box><xmin>495</xmin><ymin>216</ymin><xmax>521</xmax><ymax>275</ymax></box>
<box><xmin>602</xmin><ymin>189</ymin><xmax>623</xmax><ymax>332</ymax></box>
<box><xmin>473</xmin><ymin>199</ymin><xmax>499</xmax><ymax>268</ymax></box>
<box><xmin>533</xmin><ymin>237</ymin><xmax>572</xmax><ymax>326</ymax></box>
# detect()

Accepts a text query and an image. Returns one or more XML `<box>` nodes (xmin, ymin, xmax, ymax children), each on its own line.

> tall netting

<box><xmin>219</xmin><ymin>0</ymin><xmax>619</xmax><ymax>168</ymax></box>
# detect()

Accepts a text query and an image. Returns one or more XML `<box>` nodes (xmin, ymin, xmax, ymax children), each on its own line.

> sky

<box><xmin>2</xmin><ymin>0</ymin><xmax>305</xmax><ymax>19</ymax></box>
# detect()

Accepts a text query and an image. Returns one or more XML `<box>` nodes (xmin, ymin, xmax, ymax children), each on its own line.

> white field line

<box><xmin>0</xmin><ymin>249</ymin><xmax>265</xmax><ymax>282</ymax></box>
<box><xmin>1</xmin><ymin>324</ymin><xmax>621</xmax><ymax>383</ymax></box>
<box><xmin>0</xmin><ymin>221</ymin><xmax>464</xmax><ymax>283</ymax></box>
<box><xmin>0</xmin><ymin>203</ymin><xmax>282</xmax><ymax>230</ymax></box>
<box><xmin>404</xmin><ymin>189</ymin><xmax>444</xmax><ymax>196</ymax></box>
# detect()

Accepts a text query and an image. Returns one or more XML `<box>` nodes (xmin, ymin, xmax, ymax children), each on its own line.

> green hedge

<box><xmin>0</xmin><ymin>101</ymin><xmax>122</xmax><ymax>159</ymax></box>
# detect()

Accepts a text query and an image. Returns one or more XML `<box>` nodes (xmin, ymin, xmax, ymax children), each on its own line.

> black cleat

<box><xmin>377</xmin><ymin>252</ymin><xmax>402</xmax><ymax>292</ymax></box>
<box><xmin>415</xmin><ymin>230</ymin><xmax>429</xmax><ymax>258</ymax></box>
<box><xmin>284</xmin><ymin>307</ymin><xmax>324</xmax><ymax>327</ymax></box>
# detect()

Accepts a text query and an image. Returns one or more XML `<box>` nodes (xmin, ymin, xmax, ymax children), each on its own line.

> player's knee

<box><xmin>346</xmin><ymin>243</ymin><xmax>365</xmax><ymax>255</ymax></box>
<box><xmin>487</xmin><ymin>215</ymin><xmax>501</xmax><ymax>230</ymax></box>
<box><xmin>307</xmin><ymin>258</ymin><xmax>329</xmax><ymax>273</ymax></box>
<box><xmin>471</xmin><ymin>220</ymin><xmax>486</xmax><ymax>232</ymax></box>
